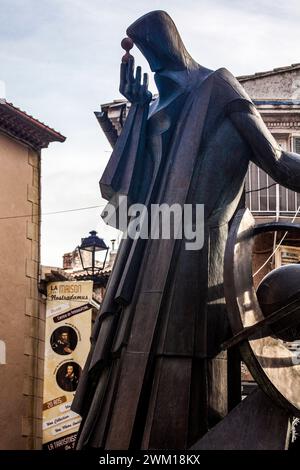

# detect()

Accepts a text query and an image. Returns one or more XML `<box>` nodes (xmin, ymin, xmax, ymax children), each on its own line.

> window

<box><xmin>274</xmin><ymin>245</ymin><xmax>300</xmax><ymax>268</ymax></box>
<box><xmin>293</xmin><ymin>137</ymin><xmax>300</xmax><ymax>154</ymax></box>
<box><xmin>246</xmin><ymin>162</ymin><xmax>300</xmax><ymax>214</ymax></box>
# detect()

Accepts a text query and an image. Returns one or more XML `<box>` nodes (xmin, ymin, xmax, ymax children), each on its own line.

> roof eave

<box><xmin>0</xmin><ymin>99</ymin><xmax>66</xmax><ymax>150</ymax></box>
<box><xmin>238</xmin><ymin>64</ymin><xmax>300</xmax><ymax>82</ymax></box>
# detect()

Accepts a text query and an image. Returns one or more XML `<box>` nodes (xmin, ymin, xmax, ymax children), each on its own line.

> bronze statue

<box><xmin>72</xmin><ymin>10</ymin><xmax>300</xmax><ymax>449</ymax></box>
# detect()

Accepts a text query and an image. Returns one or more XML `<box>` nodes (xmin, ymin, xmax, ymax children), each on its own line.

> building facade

<box><xmin>239</xmin><ymin>64</ymin><xmax>300</xmax><ymax>286</ymax></box>
<box><xmin>0</xmin><ymin>99</ymin><xmax>65</xmax><ymax>449</ymax></box>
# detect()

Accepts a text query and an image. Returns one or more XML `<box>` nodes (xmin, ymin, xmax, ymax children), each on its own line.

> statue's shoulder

<box><xmin>214</xmin><ymin>67</ymin><xmax>235</xmax><ymax>81</ymax></box>
<box><xmin>213</xmin><ymin>67</ymin><xmax>253</xmax><ymax>103</ymax></box>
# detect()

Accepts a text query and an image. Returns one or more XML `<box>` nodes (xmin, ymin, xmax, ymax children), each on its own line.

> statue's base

<box><xmin>190</xmin><ymin>389</ymin><xmax>291</xmax><ymax>450</ymax></box>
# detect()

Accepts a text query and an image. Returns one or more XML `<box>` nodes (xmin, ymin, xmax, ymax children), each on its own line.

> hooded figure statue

<box><xmin>72</xmin><ymin>10</ymin><xmax>300</xmax><ymax>449</ymax></box>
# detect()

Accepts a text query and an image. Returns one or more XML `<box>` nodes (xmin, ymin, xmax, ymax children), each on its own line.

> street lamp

<box><xmin>78</xmin><ymin>230</ymin><xmax>109</xmax><ymax>278</ymax></box>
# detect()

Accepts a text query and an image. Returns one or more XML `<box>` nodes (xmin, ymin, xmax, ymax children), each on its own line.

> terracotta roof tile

<box><xmin>0</xmin><ymin>98</ymin><xmax>66</xmax><ymax>149</ymax></box>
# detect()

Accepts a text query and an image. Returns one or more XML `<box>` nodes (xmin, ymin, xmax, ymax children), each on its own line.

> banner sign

<box><xmin>42</xmin><ymin>281</ymin><xmax>93</xmax><ymax>450</ymax></box>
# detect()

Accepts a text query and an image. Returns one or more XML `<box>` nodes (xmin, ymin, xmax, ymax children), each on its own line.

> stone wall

<box><xmin>0</xmin><ymin>133</ymin><xmax>44</xmax><ymax>449</ymax></box>
<box><xmin>241</xmin><ymin>69</ymin><xmax>300</xmax><ymax>100</ymax></box>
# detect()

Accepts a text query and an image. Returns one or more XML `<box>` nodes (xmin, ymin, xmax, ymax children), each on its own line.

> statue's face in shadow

<box><xmin>126</xmin><ymin>10</ymin><xmax>197</xmax><ymax>73</ymax></box>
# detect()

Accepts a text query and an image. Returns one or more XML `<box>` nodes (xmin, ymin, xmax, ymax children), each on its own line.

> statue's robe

<box><xmin>72</xmin><ymin>67</ymin><xmax>300</xmax><ymax>449</ymax></box>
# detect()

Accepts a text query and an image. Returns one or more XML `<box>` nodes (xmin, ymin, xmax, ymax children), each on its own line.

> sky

<box><xmin>0</xmin><ymin>0</ymin><xmax>300</xmax><ymax>266</ymax></box>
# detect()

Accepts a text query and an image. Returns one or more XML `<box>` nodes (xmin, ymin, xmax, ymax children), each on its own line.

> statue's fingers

<box><xmin>142</xmin><ymin>72</ymin><xmax>149</xmax><ymax>90</ymax></box>
<box><xmin>135</xmin><ymin>66</ymin><xmax>141</xmax><ymax>85</ymax></box>
<box><xmin>127</xmin><ymin>56</ymin><xmax>135</xmax><ymax>83</ymax></box>
<box><xmin>141</xmin><ymin>73</ymin><xmax>151</xmax><ymax>101</ymax></box>
<box><xmin>119</xmin><ymin>62</ymin><xmax>127</xmax><ymax>94</ymax></box>
<box><xmin>124</xmin><ymin>82</ymin><xmax>132</xmax><ymax>100</ymax></box>
<box><xmin>133</xmin><ymin>66</ymin><xmax>142</xmax><ymax>95</ymax></box>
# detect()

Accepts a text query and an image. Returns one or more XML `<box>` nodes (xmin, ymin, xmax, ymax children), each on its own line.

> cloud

<box><xmin>0</xmin><ymin>0</ymin><xmax>299</xmax><ymax>265</ymax></box>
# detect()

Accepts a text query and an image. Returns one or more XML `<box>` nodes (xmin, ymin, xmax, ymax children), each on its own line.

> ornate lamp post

<box><xmin>78</xmin><ymin>230</ymin><xmax>109</xmax><ymax>279</ymax></box>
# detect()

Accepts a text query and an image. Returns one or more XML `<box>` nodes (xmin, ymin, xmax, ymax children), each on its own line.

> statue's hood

<box><xmin>126</xmin><ymin>10</ymin><xmax>198</xmax><ymax>72</ymax></box>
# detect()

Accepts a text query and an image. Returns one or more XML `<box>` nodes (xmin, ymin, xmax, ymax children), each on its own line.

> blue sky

<box><xmin>0</xmin><ymin>0</ymin><xmax>300</xmax><ymax>266</ymax></box>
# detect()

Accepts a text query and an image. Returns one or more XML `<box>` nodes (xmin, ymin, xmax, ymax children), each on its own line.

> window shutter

<box><xmin>294</xmin><ymin>137</ymin><xmax>300</xmax><ymax>154</ymax></box>
<box><xmin>275</xmin><ymin>245</ymin><xmax>300</xmax><ymax>268</ymax></box>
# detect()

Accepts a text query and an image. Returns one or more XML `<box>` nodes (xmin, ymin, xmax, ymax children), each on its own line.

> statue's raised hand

<box><xmin>119</xmin><ymin>56</ymin><xmax>152</xmax><ymax>105</ymax></box>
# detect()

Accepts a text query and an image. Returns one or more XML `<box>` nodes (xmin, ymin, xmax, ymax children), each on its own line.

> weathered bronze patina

<box><xmin>72</xmin><ymin>10</ymin><xmax>300</xmax><ymax>449</ymax></box>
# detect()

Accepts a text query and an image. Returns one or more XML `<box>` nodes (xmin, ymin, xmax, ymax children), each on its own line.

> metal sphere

<box><xmin>121</xmin><ymin>37</ymin><xmax>134</xmax><ymax>51</ymax></box>
<box><xmin>257</xmin><ymin>264</ymin><xmax>300</xmax><ymax>342</ymax></box>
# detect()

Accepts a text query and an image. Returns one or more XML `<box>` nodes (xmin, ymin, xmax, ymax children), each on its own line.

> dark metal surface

<box><xmin>121</xmin><ymin>37</ymin><xmax>134</xmax><ymax>64</ymax></box>
<box><xmin>72</xmin><ymin>10</ymin><xmax>300</xmax><ymax>449</ymax></box>
<box><xmin>224</xmin><ymin>208</ymin><xmax>300</xmax><ymax>417</ymax></box>
<box><xmin>79</xmin><ymin>230</ymin><xmax>108</xmax><ymax>251</ymax></box>
<box><xmin>222</xmin><ymin>297</ymin><xmax>300</xmax><ymax>349</ymax></box>
<box><xmin>78</xmin><ymin>230</ymin><xmax>109</xmax><ymax>276</ymax></box>
<box><xmin>190</xmin><ymin>389</ymin><xmax>291</xmax><ymax>450</ymax></box>
<box><xmin>257</xmin><ymin>264</ymin><xmax>300</xmax><ymax>341</ymax></box>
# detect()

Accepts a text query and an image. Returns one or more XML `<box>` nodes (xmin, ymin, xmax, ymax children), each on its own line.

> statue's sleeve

<box><xmin>227</xmin><ymin>99</ymin><xmax>300</xmax><ymax>193</ymax></box>
<box><xmin>99</xmin><ymin>101</ymin><xmax>149</xmax><ymax>205</ymax></box>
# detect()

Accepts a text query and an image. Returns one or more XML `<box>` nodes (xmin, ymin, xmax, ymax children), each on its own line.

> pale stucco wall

<box><xmin>0</xmin><ymin>132</ymin><xmax>44</xmax><ymax>449</ymax></box>
<box><xmin>241</xmin><ymin>69</ymin><xmax>300</xmax><ymax>100</ymax></box>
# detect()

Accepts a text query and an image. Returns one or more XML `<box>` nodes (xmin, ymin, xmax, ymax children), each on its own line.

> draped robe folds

<box><xmin>72</xmin><ymin>67</ymin><xmax>299</xmax><ymax>449</ymax></box>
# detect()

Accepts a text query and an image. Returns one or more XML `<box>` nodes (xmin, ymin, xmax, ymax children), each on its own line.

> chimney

<box><xmin>63</xmin><ymin>252</ymin><xmax>73</xmax><ymax>269</ymax></box>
